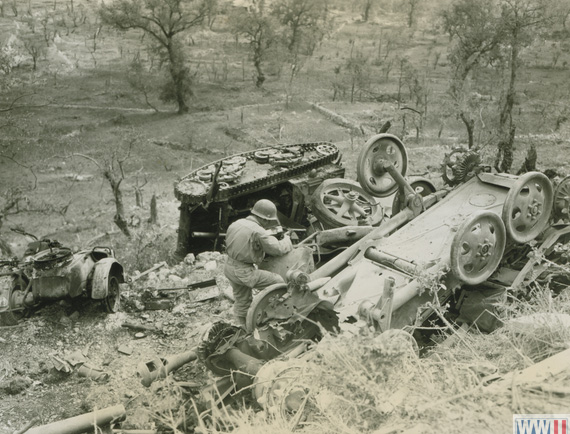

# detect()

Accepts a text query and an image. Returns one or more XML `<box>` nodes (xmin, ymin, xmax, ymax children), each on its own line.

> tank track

<box><xmin>174</xmin><ymin>142</ymin><xmax>340</xmax><ymax>204</ymax></box>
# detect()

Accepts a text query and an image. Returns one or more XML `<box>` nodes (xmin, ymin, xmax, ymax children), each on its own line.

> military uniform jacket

<box><xmin>225</xmin><ymin>216</ymin><xmax>292</xmax><ymax>265</ymax></box>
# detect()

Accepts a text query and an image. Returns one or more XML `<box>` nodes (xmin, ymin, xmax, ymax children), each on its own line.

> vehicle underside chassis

<box><xmin>175</xmin><ymin>165</ymin><xmax>346</xmax><ymax>256</ymax></box>
<box><xmin>248</xmin><ymin>158</ymin><xmax>557</xmax><ymax>339</ymax></box>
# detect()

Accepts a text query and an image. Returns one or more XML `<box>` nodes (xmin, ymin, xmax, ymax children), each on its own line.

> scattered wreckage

<box><xmin>0</xmin><ymin>230</ymin><xmax>125</xmax><ymax>325</ymax></box>
<box><xmin>170</xmin><ymin>134</ymin><xmax>570</xmax><ymax>420</ymax></box>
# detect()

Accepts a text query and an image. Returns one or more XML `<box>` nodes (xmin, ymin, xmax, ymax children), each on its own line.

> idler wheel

<box><xmin>246</xmin><ymin>283</ymin><xmax>288</xmax><ymax>332</ymax></box>
<box><xmin>450</xmin><ymin>211</ymin><xmax>506</xmax><ymax>285</ymax></box>
<box><xmin>391</xmin><ymin>178</ymin><xmax>436</xmax><ymax>216</ymax></box>
<box><xmin>502</xmin><ymin>172</ymin><xmax>553</xmax><ymax>243</ymax></box>
<box><xmin>553</xmin><ymin>175</ymin><xmax>570</xmax><ymax>223</ymax></box>
<box><xmin>356</xmin><ymin>134</ymin><xmax>408</xmax><ymax>197</ymax></box>
<box><xmin>311</xmin><ymin>178</ymin><xmax>384</xmax><ymax>228</ymax></box>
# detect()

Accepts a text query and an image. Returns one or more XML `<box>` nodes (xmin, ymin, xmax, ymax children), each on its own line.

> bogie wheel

<box><xmin>311</xmin><ymin>178</ymin><xmax>384</xmax><ymax>228</ymax></box>
<box><xmin>502</xmin><ymin>172</ymin><xmax>554</xmax><ymax>244</ymax></box>
<box><xmin>450</xmin><ymin>211</ymin><xmax>506</xmax><ymax>286</ymax></box>
<box><xmin>0</xmin><ymin>278</ymin><xmax>29</xmax><ymax>326</ymax></box>
<box><xmin>356</xmin><ymin>134</ymin><xmax>408</xmax><ymax>197</ymax></box>
<box><xmin>246</xmin><ymin>283</ymin><xmax>288</xmax><ymax>333</ymax></box>
<box><xmin>103</xmin><ymin>274</ymin><xmax>121</xmax><ymax>313</ymax></box>
<box><xmin>553</xmin><ymin>175</ymin><xmax>570</xmax><ymax>223</ymax></box>
<box><xmin>391</xmin><ymin>179</ymin><xmax>436</xmax><ymax>216</ymax></box>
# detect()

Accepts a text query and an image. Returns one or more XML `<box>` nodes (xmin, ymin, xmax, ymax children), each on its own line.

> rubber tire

<box><xmin>103</xmin><ymin>274</ymin><xmax>121</xmax><ymax>313</ymax></box>
<box><xmin>311</xmin><ymin>178</ymin><xmax>384</xmax><ymax>229</ymax></box>
<box><xmin>245</xmin><ymin>283</ymin><xmax>288</xmax><ymax>333</ymax></box>
<box><xmin>0</xmin><ymin>278</ymin><xmax>27</xmax><ymax>326</ymax></box>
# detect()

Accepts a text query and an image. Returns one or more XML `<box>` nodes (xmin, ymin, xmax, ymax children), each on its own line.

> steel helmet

<box><xmin>251</xmin><ymin>199</ymin><xmax>279</xmax><ymax>222</ymax></box>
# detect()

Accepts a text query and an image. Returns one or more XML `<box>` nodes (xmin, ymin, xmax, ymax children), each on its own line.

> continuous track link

<box><xmin>174</xmin><ymin>142</ymin><xmax>340</xmax><ymax>204</ymax></box>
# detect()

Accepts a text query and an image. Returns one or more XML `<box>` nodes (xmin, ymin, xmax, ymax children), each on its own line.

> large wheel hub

<box><xmin>502</xmin><ymin>172</ymin><xmax>553</xmax><ymax>243</ymax></box>
<box><xmin>451</xmin><ymin>211</ymin><xmax>506</xmax><ymax>285</ymax></box>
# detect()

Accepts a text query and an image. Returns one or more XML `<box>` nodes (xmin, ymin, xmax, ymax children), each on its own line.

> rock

<box><xmin>169</xmin><ymin>275</ymin><xmax>182</xmax><ymax>283</ymax></box>
<box><xmin>204</xmin><ymin>261</ymin><xmax>217</xmax><ymax>271</ymax></box>
<box><xmin>197</xmin><ymin>251</ymin><xmax>221</xmax><ymax>262</ymax></box>
<box><xmin>117</xmin><ymin>345</ymin><xmax>133</xmax><ymax>355</ymax></box>
<box><xmin>4</xmin><ymin>376</ymin><xmax>32</xmax><ymax>395</ymax></box>
<box><xmin>184</xmin><ymin>253</ymin><xmax>196</xmax><ymax>265</ymax></box>
<box><xmin>148</xmin><ymin>272</ymin><xmax>157</xmax><ymax>280</ymax></box>
<box><xmin>134</xmin><ymin>332</ymin><xmax>146</xmax><ymax>339</ymax></box>
<box><xmin>69</xmin><ymin>311</ymin><xmax>80</xmax><ymax>321</ymax></box>
<box><xmin>144</xmin><ymin>299</ymin><xmax>174</xmax><ymax>311</ymax></box>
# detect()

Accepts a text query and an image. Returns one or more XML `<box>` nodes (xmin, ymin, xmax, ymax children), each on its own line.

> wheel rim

<box><xmin>553</xmin><ymin>175</ymin><xmax>570</xmax><ymax>223</ymax></box>
<box><xmin>105</xmin><ymin>275</ymin><xmax>120</xmax><ymax>313</ymax></box>
<box><xmin>502</xmin><ymin>172</ymin><xmax>554</xmax><ymax>243</ymax></box>
<box><xmin>451</xmin><ymin>211</ymin><xmax>506</xmax><ymax>285</ymax></box>
<box><xmin>246</xmin><ymin>283</ymin><xmax>288</xmax><ymax>332</ymax></box>
<box><xmin>357</xmin><ymin>134</ymin><xmax>408</xmax><ymax>197</ymax></box>
<box><xmin>316</xmin><ymin>180</ymin><xmax>383</xmax><ymax>226</ymax></box>
<box><xmin>8</xmin><ymin>280</ymin><xmax>28</xmax><ymax>322</ymax></box>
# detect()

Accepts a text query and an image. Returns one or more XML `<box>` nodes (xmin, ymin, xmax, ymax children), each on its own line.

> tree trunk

<box><xmin>167</xmin><ymin>43</ymin><xmax>189</xmax><ymax>114</ymax></box>
<box><xmin>460</xmin><ymin>112</ymin><xmax>475</xmax><ymax>149</ymax></box>
<box><xmin>104</xmin><ymin>170</ymin><xmax>130</xmax><ymax>238</ymax></box>
<box><xmin>494</xmin><ymin>125</ymin><xmax>515</xmax><ymax>174</ymax></box>
<box><xmin>148</xmin><ymin>194</ymin><xmax>158</xmax><ymax>225</ymax></box>
<box><xmin>496</xmin><ymin>29</ymin><xmax>519</xmax><ymax>174</ymax></box>
<box><xmin>253</xmin><ymin>43</ymin><xmax>265</xmax><ymax>87</ymax></box>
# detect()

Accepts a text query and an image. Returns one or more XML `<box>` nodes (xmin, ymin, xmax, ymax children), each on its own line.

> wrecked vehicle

<box><xmin>173</xmin><ymin>138</ymin><xmax>435</xmax><ymax>259</ymax></box>
<box><xmin>0</xmin><ymin>232</ymin><xmax>125</xmax><ymax>325</ymax></box>
<box><xmin>247</xmin><ymin>137</ymin><xmax>570</xmax><ymax>337</ymax></box>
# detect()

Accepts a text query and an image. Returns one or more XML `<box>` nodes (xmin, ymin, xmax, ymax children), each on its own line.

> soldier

<box><xmin>224</xmin><ymin>199</ymin><xmax>293</xmax><ymax>327</ymax></box>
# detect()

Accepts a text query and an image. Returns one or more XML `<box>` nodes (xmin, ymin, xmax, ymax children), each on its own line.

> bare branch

<box><xmin>0</xmin><ymin>153</ymin><xmax>38</xmax><ymax>189</ymax></box>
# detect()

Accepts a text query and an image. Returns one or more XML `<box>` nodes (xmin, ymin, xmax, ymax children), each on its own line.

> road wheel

<box><xmin>311</xmin><ymin>179</ymin><xmax>384</xmax><ymax>228</ymax></box>
<box><xmin>356</xmin><ymin>134</ymin><xmax>408</xmax><ymax>197</ymax></box>
<box><xmin>0</xmin><ymin>278</ymin><xmax>28</xmax><ymax>326</ymax></box>
<box><xmin>450</xmin><ymin>211</ymin><xmax>506</xmax><ymax>285</ymax></box>
<box><xmin>502</xmin><ymin>172</ymin><xmax>553</xmax><ymax>243</ymax></box>
<box><xmin>246</xmin><ymin>283</ymin><xmax>288</xmax><ymax>333</ymax></box>
<box><xmin>103</xmin><ymin>274</ymin><xmax>121</xmax><ymax>313</ymax></box>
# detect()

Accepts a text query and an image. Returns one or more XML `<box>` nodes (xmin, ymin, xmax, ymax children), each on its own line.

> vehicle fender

<box><xmin>91</xmin><ymin>258</ymin><xmax>125</xmax><ymax>300</ymax></box>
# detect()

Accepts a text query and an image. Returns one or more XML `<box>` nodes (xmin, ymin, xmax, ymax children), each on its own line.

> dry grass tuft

<box><xmin>188</xmin><ymin>284</ymin><xmax>570</xmax><ymax>433</ymax></box>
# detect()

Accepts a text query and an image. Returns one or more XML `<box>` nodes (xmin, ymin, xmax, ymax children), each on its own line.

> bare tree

<box><xmin>273</xmin><ymin>0</ymin><xmax>329</xmax><ymax>104</ymax></box>
<box><xmin>406</xmin><ymin>0</ymin><xmax>422</xmax><ymax>27</ymax></box>
<box><xmin>100</xmin><ymin>0</ymin><xmax>206</xmax><ymax>114</ymax></box>
<box><xmin>22</xmin><ymin>35</ymin><xmax>46</xmax><ymax>71</ymax></box>
<box><xmin>230</xmin><ymin>1</ymin><xmax>279</xmax><ymax>88</ymax></box>
<box><xmin>60</xmin><ymin>137</ymin><xmax>139</xmax><ymax>238</ymax></box>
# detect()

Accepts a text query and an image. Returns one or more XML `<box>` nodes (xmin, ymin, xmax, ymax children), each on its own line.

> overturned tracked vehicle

<box><xmin>173</xmin><ymin>137</ymin><xmax>435</xmax><ymax>260</ymax></box>
<box><xmin>245</xmin><ymin>135</ymin><xmax>569</xmax><ymax>342</ymax></box>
